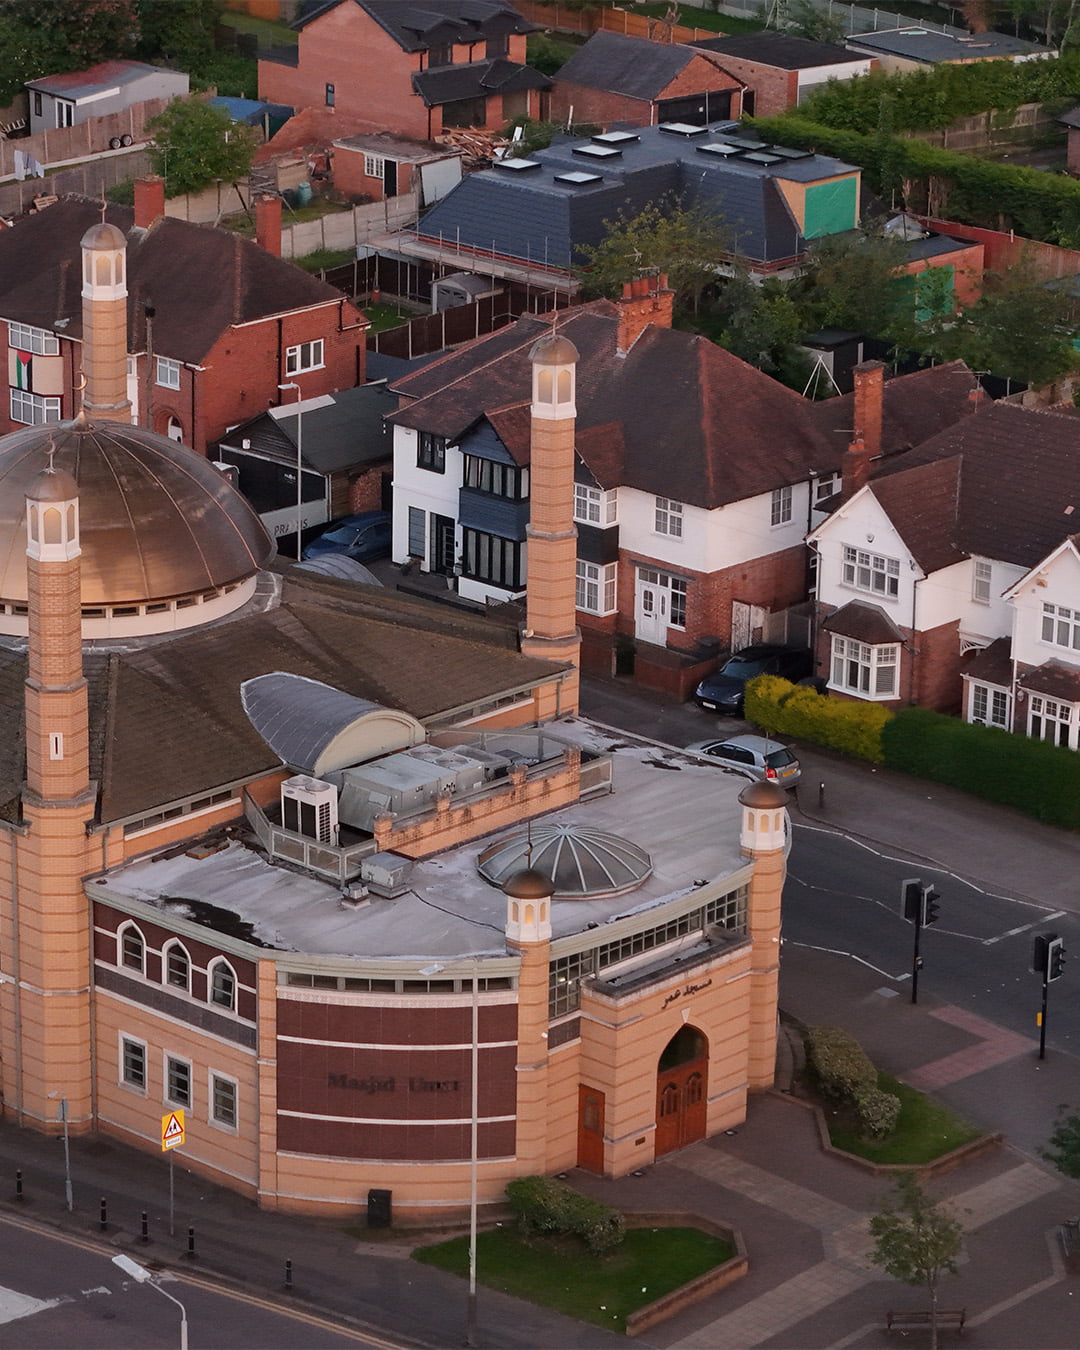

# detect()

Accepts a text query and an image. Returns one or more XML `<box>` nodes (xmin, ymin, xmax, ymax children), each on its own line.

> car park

<box><xmin>683</xmin><ymin>734</ymin><xmax>801</xmax><ymax>787</ymax></box>
<box><xmin>301</xmin><ymin>511</ymin><xmax>391</xmax><ymax>563</ymax></box>
<box><xmin>693</xmin><ymin>644</ymin><xmax>814</xmax><ymax>715</ymax></box>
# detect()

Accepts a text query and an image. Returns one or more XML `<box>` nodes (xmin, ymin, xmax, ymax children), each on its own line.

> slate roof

<box><xmin>303</xmin><ymin>0</ymin><xmax>534</xmax><ymax>48</ymax></box>
<box><xmin>221</xmin><ymin>383</ymin><xmax>397</xmax><ymax>475</ymax></box>
<box><xmin>845</xmin><ymin>26</ymin><xmax>1046</xmax><ymax>64</ymax></box>
<box><xmin>692</xmin><ymin>32</ymin><xmax>860</xmax><ymax>70</ymax></box>
<box><xmin>869</xmin><ymin>402</ymin><xmax>1080</xmax><ymax>573</ymax></box>
<box><xmin>413</xmin><ymin>56</ymin><xmax>549</xmax><ymax>106</ymax></box>
<box><xmin>1018</xmin><ymin>660</ymin><xmax>1080</xmax><ymax>700</ymax></box>
<box><xmin>0</xmin><ymin>570</ymin><xmax>560</xmax><ymax>824</ymax></box>
<box><xmin>0</xmin><ymin>198</ymin><xmax>351</xmax><ymax>367</ymax></box>
<box><xmin>964</xmin><ymin>635</ymin><xmax>1013</xmax><ymax>687</ymax></box>
<box><xmin>1058</xmin><ymin>105</ymin><xmax>1080</xmax><ymax>130</ymax></box>
<box><xmin>415</xmin><ymin>122</ymin><xmax>857</xmax><ymax>268</ymax></box>
<box><xmin>822</xmin><ymin>600</ymin><xmax>905</xmax><ymax>643</ymax></box>
<box><xmin>555</xmin><ymin>31</ymin><xmax>736</xmax><ymax>100</ymax></box>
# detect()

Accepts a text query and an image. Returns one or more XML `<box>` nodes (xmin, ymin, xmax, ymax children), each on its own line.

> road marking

<box><xmin>783</xmin><ymin>938</ymin><xmax>907</xmax><ymax>981</ymax></box>
<box><xmin>0</xmin><ymin>1285</ymin><xmax>59</xmax><ymax>1326</ymax></box>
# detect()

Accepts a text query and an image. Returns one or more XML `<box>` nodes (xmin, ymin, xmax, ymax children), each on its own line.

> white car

<box><xmin>683</xmin><ymin>734</ymin><xmax>801</xmax><ymax>787</ymax></box>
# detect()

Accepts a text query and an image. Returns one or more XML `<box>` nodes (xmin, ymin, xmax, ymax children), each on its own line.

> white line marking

<box><xmin>0</xmin><ymin>1286</ymin><xmax>60</xmax><ymax>1326</ymax></box>
<box><xmin>783</xmin><ymin>939</ymin><xmax>907</xmax><ymax>981</ymax></box>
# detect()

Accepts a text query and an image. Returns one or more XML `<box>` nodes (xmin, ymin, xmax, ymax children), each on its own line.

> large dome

<box><xmin>478</xmin><ymin>823</ymin><xmax>652</xmax><ymax>900</ymax></box>
<box><xmin>0</xmin><ymin>415</ymin><xmax>273</xmax><ymax>638</ymax></box>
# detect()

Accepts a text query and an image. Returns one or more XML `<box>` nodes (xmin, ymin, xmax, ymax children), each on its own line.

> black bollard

<box><xmin>284</xmin><ymin>1259</ymin><xmax>293</xmax><ymax>1293</ymax></box>
<box><xmin>99</xmin><ymin>1197</ymin><xmax>108</xmax><ymax>1232</ymax></box>
<box><xmin>14</xmin><ymin>1169</ymin><xmax>23</xmax><ymax>1202</ymax></box>
<box><xmin>186</xmin><ymin>1226</ymin><xmax>196</xmax><ymax>1259</ymax></box>
<box><xmin>140</xmin><ymin>1211</ymin><xmax>149</xmax><ymax>1243</ymax></box>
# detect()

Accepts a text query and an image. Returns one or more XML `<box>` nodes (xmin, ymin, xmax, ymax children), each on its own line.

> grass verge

<box><xmin>825</xmin><ymin>1073</ymin><xmax>981</xmax><ymax>1165</ymax></box>
<box><xmin>413</xmin><ymin>1226</ymin><xmax>734</xmax><ymax>1332</ymax></box>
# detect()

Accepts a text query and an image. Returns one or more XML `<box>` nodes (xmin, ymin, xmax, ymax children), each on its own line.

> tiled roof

<box><xmin>26</xmin><ymin>60</ymin><xmax>172</xmax><ymax>95</ymax></box>
<box><xmin>222</xmin><ymin>383</ymin><xmax>397</xmax><ymax>474</ymax></box>
<box><xmin>870</xmin><ymin>456</ymin><xmax>965</xmax><ymax>575</ymax></box>
<box><xmin>413</xmin><ymin>56</ymin><xmax>549</xmax><ymax>106</ymax></box>
<box><xmin>555</xmin><ymin>31</ymin><xmax>729</xmax><ymax>100</ymax></box>
<box><xmin>692</xmin><ymin>32</ymin><xmax>859</xmax><ymax>70</ymax></box>
<box><xmin>1018</xmin><ymin>660</ymin><xmax>1080</xmax><ymax>700</ymax></box>
<box><xmin>322</xmin><ymin>0</ymin><xmax>535</xmax><ymax>50</ymax></box>
<box><xmin>963</xmin><ymin>636</ymin><xmax>1012</xmax><ymax>687</ymax></box>
<box><xmin>822</xmin><ymin>599</ymin><xmax>905</xmax><ymax>643</ymax></box>
<box><xmin>0</xmin><ymin>198</ymin><xmax>351</xmax><ymax>366</ymax></box>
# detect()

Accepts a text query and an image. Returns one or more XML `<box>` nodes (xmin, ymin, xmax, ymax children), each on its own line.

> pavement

<box><xmin>0</xmin><ymin>674</ymin><xmax>1078</xmax><ymax>1348</ymax></box>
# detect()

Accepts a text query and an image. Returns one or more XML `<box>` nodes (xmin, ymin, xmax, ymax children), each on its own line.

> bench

<box><xmin>1061</xmin><ymin>1218</ymin><xmax>1080</xmax><ymax>1273</ymax></box>
<box><xmin>886</xmin><ymin>1308</ymin><xmax>966</xmax><ymax>1334</ymax></box>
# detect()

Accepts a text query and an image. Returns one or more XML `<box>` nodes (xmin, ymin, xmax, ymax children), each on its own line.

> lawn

<box><xmin>413</xmin><ymin>1226</ymin><xmax>735</xmax><ymax>1332</ymax></box>
<box><xmin>363</xmin><ymin>301</ymin><xmax>412</xmax><ymax>332</ymax></box>
<box><xmin>632</xmin><ymin>4</ymin><xmax>765</xmax><ymax>35</ymax></box>
<box><xmin>825</xmin><ymin>1073</ymin><xmax>982</xmax><ymax>1165</ymax></box>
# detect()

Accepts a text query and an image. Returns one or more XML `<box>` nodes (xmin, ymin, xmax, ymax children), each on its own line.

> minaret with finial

<box><xmin>80</xmin><ymin>214</ymin><xmax>131</xmax><ymax>423</ymax></box>
<box><xmin>521</xmin><ymin>325</ymin><xmax>581</xmax><ymax>713</ymax></box>
<box><xmin>16</xmin><ymin>450</ymin><xmax>95</xmax><ymax>1131</ymax></box>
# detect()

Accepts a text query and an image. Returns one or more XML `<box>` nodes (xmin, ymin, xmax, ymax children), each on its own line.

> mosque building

<box><xmin>0</xmin><ymin>216</ymin><xmax>788</xmax><ymax>1220</ymax></box>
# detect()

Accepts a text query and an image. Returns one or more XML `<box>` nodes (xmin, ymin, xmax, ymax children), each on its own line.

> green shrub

<box><xmin>882</xmin><ymin>707</ymin><xmax>1080</xmax><ymax>829</ymax></box>
<box><xmin>505</xmin><ymin>1176</ymin><xmax>625</xmax><ymax>1254</ymax></box>
<box><xmin>856</xmin><ymin>1087</ymin><xmax>902</xmax><ymax>1139</ymax></box>
<box><xmin>745</xmin><ymin>676</ymin><xmax>891</xmax><ymax>761</ymax></box>
<box><xmin>805</xmin><ymin>1025</ymin><xmax>877</xmax><ymax>1104</ymax></box>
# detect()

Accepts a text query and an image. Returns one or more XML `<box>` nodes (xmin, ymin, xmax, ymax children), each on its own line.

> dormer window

<box><xmin>428</xmin><ymin>42</ymin><xmax>452</xmax><ymax>65</ymax></box>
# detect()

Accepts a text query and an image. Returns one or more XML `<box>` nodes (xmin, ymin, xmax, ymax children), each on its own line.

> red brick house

<box><xmin>689</xmin><ymin>32</ymin><xmax>873</xmax><ymax>118</ymax></box>
<box><xmin>549</xmin><ymin>31</ymin><xmax>743</xmax><ymax>128</ymax></box>
<box><xmin>0</xmin><ymin>184</ymin><xmax>369</xmax><ymax>454</ymax></box>
<box><xmin>258</xmin><ymin>0</ymin><xmax>549</xmax><ymax>142</ymax></box>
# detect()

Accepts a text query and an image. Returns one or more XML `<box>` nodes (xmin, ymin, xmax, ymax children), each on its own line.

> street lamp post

<box><xmin>48</xmin><ymin>1093</ymin><xmax>72</xmax><ymax>1211</ymax></box>
<box><xmin>278</xmin><ymin>381</ymin><xmax>303</xmax><ymax>560</ymax></box>
<box><xmin>112</xmin><ymin>1254</ymin><xmax>188</xmax><ymax>1350</ymax></box>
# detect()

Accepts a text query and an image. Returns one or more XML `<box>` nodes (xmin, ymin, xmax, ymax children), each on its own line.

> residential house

<box><xmin>386</xmin><ymin>282</ymin><xmax>981</xmax><ymax>692</ymax></box>
<box><xmin>258</xmin><ymin>0</ymin><xmax>549</xmax><ymax>141</ymax></box>
<box><xmin>844</xmin><ymin>26</ymin><xmax>1051</xmax><ymax>73</ymax></box>
<box><xmin>331</xmin><ymin>131</ymin><xmax>463</xmax><ymax>203</ymax></box>
<box><xmin>548</xmin><ymin>30</ymin><xmax>744</xmax><ymax>129</ymax></box>
<box><xmin>0</xmin><ymin>184</ymin><xmax>369</xmax><ymax>454</ymax></box>
<box><xmin>689</xmin><ymin>32</ymin><xmax>873</xmax><ymax>118</ymax></box>
<box><xmin>402</xmin><ymin>120</ymin><xmax>863</xmax><ymax>287</ymax></box>
<box><xmin>25</xmin><ymin>60</ymin><xmax>187</xmax><ymax>135</ymax></box>
<box><xmin>809</xmin><ymin>400</ymin><xmax>1080</xmax><ymax>743</ymax></box>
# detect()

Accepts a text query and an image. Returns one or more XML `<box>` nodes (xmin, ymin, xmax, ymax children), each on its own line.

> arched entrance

<box><xmin>655</xmin><ymin>1025</ymin><xmax>708</xmax><ymax>1157</ymax></box>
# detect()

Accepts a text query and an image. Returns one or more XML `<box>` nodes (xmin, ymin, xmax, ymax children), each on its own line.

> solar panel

<box><xmin>572</xmin><ymin>144</ymin><xmax>622</xmax><ymax>159</ymax></box>
<box><xmin>554</xmin><ymin>170</ymin><xmax>603</xmax><ymax>185</ymax></box>
<box><xmin>494</xmin><ymin>157</ymin><xmax>541</xmax><ymax>172</ymax></box>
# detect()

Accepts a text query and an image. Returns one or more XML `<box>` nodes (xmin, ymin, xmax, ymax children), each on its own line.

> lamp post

<box><xmin>278</xmin><ymin>381</ymin><xmax>303</xmax><ymax>560</ymax></box>
<box><xmin>47</xmin><ymin>1092</ymin><xmax>72</xmax><ymax>1211</ymax></box>
<box><xmin>112</xmin><ymin>1254</ymin><xmax>188</xmax><ymax>1350</ymax></box>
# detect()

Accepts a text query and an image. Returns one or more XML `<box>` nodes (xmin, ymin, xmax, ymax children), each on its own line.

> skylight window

<box><xmin>494</xmin><ymin>157</ymin><xmax>541</xmax><ymax>172</ymax></box>
<box><xmin>572</xmin><ymin>144</ymin><xmax>622</xmax><ymax>159</ymax></box>
<box><xmin>554</xmin><ymin>171</ymin><xmax>603</xmax><ymax>185</ymax></box>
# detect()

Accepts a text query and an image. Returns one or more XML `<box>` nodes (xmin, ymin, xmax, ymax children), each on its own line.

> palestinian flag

<box><xmin>9</xmin><ymin>350</ymin><xmax>31</xmax><ymax>391</ymax></box>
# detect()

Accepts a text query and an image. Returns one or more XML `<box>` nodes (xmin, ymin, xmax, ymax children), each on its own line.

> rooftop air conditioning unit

<box><xmin>360</xmin><ymin>852</ymin><xmax>413</xmax><ymax>898</ymax></box>
<box><xmin>281</xmin><ymin>774</ymin><xmax>339</xmax><ymax>846</ymax></box>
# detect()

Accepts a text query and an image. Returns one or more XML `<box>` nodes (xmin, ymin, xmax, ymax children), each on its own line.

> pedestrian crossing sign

<box><xmin>161</xmin><ymin>1110</ymin><xmax>185</xmax><ymax>1151</ymax></box>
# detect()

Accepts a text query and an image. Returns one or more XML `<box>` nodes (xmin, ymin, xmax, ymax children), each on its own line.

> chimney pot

<box><xmin>852</xmin><ymin>359</ymin><xmax>885</xmax><ymax>457</ymax></box>
<box><xmin>133</xmin><ymin>175</ymin><xmax>166</xmax><ymax>230</ymax></box>
<box><xmin>255</xmin><ymin>193</ymin><xmax>283</xmax><ymax>258</ymax></box>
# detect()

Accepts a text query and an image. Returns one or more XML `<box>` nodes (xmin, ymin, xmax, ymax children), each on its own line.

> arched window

<box><xmin>557</xmin><ymin>368</ymin><xmax>572</xmax><ymax>401</ymax></box>
<box><xmin>209</xmin><ymin>959</ymin><xmax>236</xmax><ymax>1011</ymax></box>
<box><xmin>536</xmin><ymin>368</ymin><xmax>553</xmax><ymax>402</ymax></box>
<box><xmin>95</xmin><ymin>254</ymin><xmax>112</xmax><ymax>287</ymax></box>
<box><xmin>43</xmin><ymin>508</ymin><xmax>62</xmax><ymax>544</ymax></box>
<box><xmin>119</xmin><ymin>923</ymin><xmax>145</xmax><ymax>974</ymax></box>
<box><xmin>164</xmin><ymin>941</ymin><xmax>191</xmax><ymax>992</ymax></box>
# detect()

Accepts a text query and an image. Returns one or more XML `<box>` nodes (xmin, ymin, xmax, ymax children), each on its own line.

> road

<box><xmin>0</xmin><ymin>1214</ymin><xmax>387</xmax><ymax>1349</ymax></box>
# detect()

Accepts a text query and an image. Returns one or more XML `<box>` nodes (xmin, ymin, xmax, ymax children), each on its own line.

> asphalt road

<box><xmin>0</xmin><ymin>1214</ymin><xmax>386</xmax><ymax>1349</ymax></box>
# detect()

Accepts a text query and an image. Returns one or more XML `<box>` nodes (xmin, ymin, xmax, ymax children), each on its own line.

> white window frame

<box><xmin>655</xmin><ymin>496</ymin><xmax>683</xmax><ymax>538</ymax></box>
<box><xmin>829</xmin><ymin>635</ymin><xmax>898</xmax><ymax>698</ymax></box>
<box><xmin>574</xmin><ymin>484</ymin><xmax>616</xmax><ymax>526</ymax></box>
<box><xmin>972</xmin><ymin>559</ymin><xmax>992</xmax><ymax>605</ymax></box>
<box><xmin>119</xmin><ymin>922</ymin><xmax>146</xmax><ymax>975</ymax></box>
<box><xmin>970</xmin><ymin>682</ymin><xmax>1009</xmax><ymax>728</ymax></box>
<box><xmin>364</xmin><ymin>153</ymin><xmax>385</xmax><ymax>178</ymax></box>
<box><xmin>842</xmin><ymin>544</ymin><xmax>900</xmax><ymax>600</ymax></box>
<box><xmin>209</xmin><ymin>1071</ymin><xmax>239</xmax><ymax>1130</ymax></box>
<box><xmin>1028</xmin><ymin>693</ymin><xmax>1076</xmax><ymax>749</ymax></box>
<box><xmin>813</xmin><ymin>471</ymin><xmax>839</xmax><ymax>505</ymax></box>
<box><xmin>120</xmin><ymin>1035</ymin><xmax>147</xmax><ymax>1093</ymax></box>
<box><xmin>164</xmin><ymin>940</ymin><xmax>191</xmax><ymax>994</ymax></box>
<box><xmin>576</xmin><ymin>560</ymin><xmax>617</xmax><ymax>615</ymax></box>
<box><xmin>10</xmin><ymin>389</ymin><xmax>61</xmax><ymax>426</ymax></box>
<box><xmin>165</xmin><ymin>1054</ymin><xmax>193</xmax><ymax>1108</ymax></box>
<box><xmin>9</xmin><ymin>322</ymin><xmax>59</xmax><ymax>356</ymax></box>
<box><xmin>284</xmin><ymin>339</ymin><xmax>324</xmax><ymax>376</ymax></box>
<box><xmin>209</xmin><ymin>958</ymin><xmax>237</xmax><ymax>1011</ymax></box>
<box><xmin>155</xmin><ymin>356</ymin><xmax>181</xmax><ymax>389</ymax></box>
<box><xmin>1041</xmin><ymin>602</ymin><xmax>1080</xmax><ymax>653</ymax></box>
<box><xmin>770</xmin><ymin>485</ymin><xmax>792</xmax><ymax>527</ymax></box>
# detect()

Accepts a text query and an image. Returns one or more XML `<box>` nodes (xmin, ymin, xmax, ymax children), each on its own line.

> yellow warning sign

<box><xmin>161</xmin><ymin>1110</ymin><xmax>185</xmax><ymax>1151</ymax></box>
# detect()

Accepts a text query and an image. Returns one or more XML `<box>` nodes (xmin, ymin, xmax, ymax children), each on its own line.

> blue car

<box><xmin>301</xmin><ymin>511</ymin><xmax>391</xmax><ymax>563</ymax></box>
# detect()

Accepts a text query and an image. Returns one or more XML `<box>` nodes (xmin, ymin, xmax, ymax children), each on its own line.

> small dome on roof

<box><xmin>502</xmin><ymin>868</ymin><xmax>555</xmax><ymax>901</ymax></box>
<box><xmin>738</xmin><ymin>780</ymin><xmax>789</xmax><ymax>809</ymax></box>
<box><xmin>81</xmin><ymin>221</ymin><xmax>126</xmax><ymax>251</ymax></box>
<box><xmin>28</xmin><ymin>466</ymin><xmax>78</xmax><ymax>502</ymax></box>
<box><xmin>479</xmin><ymin>822</ymin><xmax>651</xmax><ymax>900</ymax></box>
<box><xmin>530</xmin><ymin>332</ymin><xmax>578</xmax><ymax>366</ymax></box>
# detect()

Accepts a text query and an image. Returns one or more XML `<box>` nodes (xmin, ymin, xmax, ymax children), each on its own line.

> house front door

<box><xmin>430</xmin><ymin>514</ymin><xmax>456</xmax><ymax>575</ymax></box>
<box><xmin>635</xmin><ymin>570</ymin><xmax>668</xmax><ymax>646</ymax></box>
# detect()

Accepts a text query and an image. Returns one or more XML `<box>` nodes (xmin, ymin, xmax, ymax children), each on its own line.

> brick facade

<box><xmin>689</xmin><ymin>51</ymin><xmax>798</xmax><ymax>117</ymax></box>
<box><xmin>549</xmin><ymin>55</ymin><xmax>743</xmax><ymax>128</ymax></box>
<box><xmin>814</xmin><ymin>605</ymin><xmax>963</xmax><ymax>713</ymax></box>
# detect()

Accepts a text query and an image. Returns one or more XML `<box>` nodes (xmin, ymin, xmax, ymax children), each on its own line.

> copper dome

<box><xmin>0</xmin><ymin>417</ymin><xmax>273</xmax><ymax>609</ymax></box>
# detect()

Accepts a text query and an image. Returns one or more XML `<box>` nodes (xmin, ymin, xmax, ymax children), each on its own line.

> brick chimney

<box><xmin>133</xmin><ymin>175</ymin><xmax>165</xmax><ymax>230</ymax></box>
<box><xmin>852</xmin><ymin>359</ymin><xmax>884</xmax><ymax>455</ymax></box>
<box><xmin>255</xmin><ymin>193</ymin><xmax>282</xmax><ymax>258</ymax></box>
<box><xmin>615</xmin><ymin>273</ymin><xmax>674</xmax><ymax>354</ymax></box>
<box><xmin>842</xmin><ymin>435</ymin><xmax>873</xmax><ymax>500</ymax></box>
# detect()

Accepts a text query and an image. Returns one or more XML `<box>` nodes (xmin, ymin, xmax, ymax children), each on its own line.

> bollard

<box><xmin>818</xmin><ymin>780</ymin><xmax>825</xmax><ymax>810</ymax></box>
<box><xmin>99</xmin><ymin>1197</ymin><xmax>108</xmax><ymax>1232</ymax></box>
<box><xmin>140</xmin><ymin>1211</ymin><xmax>149</xmax><ymax>1244</ymax></box>
<box><xmin>284</xmin><ymin>1258</ymin><xmax>293</xmax><ymax>1293</ymax></box>
<box><xmin>14</xmin><ymin>1169</ymin><xmax>23</xmax><ymax>1203</ymax></box>
<box><xmin>186</xmin><ymin>1226</ymin><xmax>196</xmax><ymax>1259</ymax></box>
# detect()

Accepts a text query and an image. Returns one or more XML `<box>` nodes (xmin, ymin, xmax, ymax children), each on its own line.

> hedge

<box><xmin>804</xmin><ymin>1025</ymin><xmax>877</xmax><ymax>1103</ymax></box>
<box><xmin>505</xmin><ymin>1175</ymin><xmax>626</xmax><ymax>1254</ymax></box>
<box><xmin>745</xmin><ymin>674</ymin><xmax>891</xmax><ymax>762</ymax></box>
<box><xmin>750</xmin><ymin>112</ymin><xmax>1080</xmax><ymax>247</ymax></box>
<box><xmin>881</xmin><ymin>706</ymin><xmax>1080</xmax><ymax>829</ymax></box>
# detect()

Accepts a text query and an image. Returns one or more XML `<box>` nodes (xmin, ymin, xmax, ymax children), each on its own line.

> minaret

<box><xmin>16</xmin><ymin>459</ymin><xmax>95</xmax><ymax>1130</ymax></box>
<box><xmin>521</xmin><ymin>333</ymin><xmax>581</xmax><ymax>713</ymax></box>
<box><xmin>738</xmin><ymin>780</ymin><xmax>788</xmax><ymax>1092</ymax></box>
<box><xmin>504</xmin><ymin>868</ymin><xmax>554</xmax><ymax>1176</ymax></box>
<box><xmin>81</xmin><ymin>221</ymin><xmax>131</xmax><ymax>423</ymax></box>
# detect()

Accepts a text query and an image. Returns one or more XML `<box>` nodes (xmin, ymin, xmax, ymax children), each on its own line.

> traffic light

<box><xmin>921</xmin><ymin>885</ymin><xmax>941</xmax><ymax>927</ymax></box>
<box><xmin>1033</xmin><ymin>933</ymin><xmax>1052</xmax><ymax>977</ymax></box>
<box><xmin>1048</xmin><ymin>936</ymin><xmax>1066</xmax><ymax>982</ymax></box>
<box><xmin>901</xmin><ymin>878</ymin><xmax>922</xmax><ymax>923</ymax></box>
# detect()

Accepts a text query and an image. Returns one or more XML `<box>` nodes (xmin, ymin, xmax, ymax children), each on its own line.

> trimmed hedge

<box><xmin>881</xmin><ymin>706</ymin><xmax>1080</xmax><ymax>829</ymax></box>
<box><xmin>856</xmin><ymin>1086</ymin><xmax>903</xmax><ymax>1139</ymax></box>
<box><xmin>805</xmin><ymin>1025</ymin><xmax>877</xmax><ymax>1103</ymax></box>
<box><xmin>745</xmin><ymin>675</ymin><xmax>891</xmax><ymax>762</ymax></box>
<box><xmin>505</xmin><ymin>1175</ymin><xmax>626</xmax><ymax>1254</ymax></box>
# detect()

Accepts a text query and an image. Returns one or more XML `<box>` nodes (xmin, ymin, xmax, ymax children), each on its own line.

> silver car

<box><xmin>683</xmin><ymin>734</ymin><xmax>801</xmax><ymax>787</ymax></box>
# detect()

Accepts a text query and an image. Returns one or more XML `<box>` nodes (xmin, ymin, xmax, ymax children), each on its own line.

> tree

<box><xmin>134</xmin><ymin>0</ymin><xmax>217</xmax><ymax>68</ymax></box>
<box><xmin>869</xmin><ymin>1175</ymin><xmax>964</xmax><ymax>1350</ymax></box>
<box><xmin>0</xmin><ymin>0</ymin><xmax>136</xmax><ymax>105</ymax></box>
<box><xmin>709</xmin><ymin>273</ymin><xmax>814</xmax><ymax>388</ymax></box>
<box><xmin>574</xmin><ymin>199</ymin><xmax>730</xmax><ymax>310</ymax></box>
<box><xmin>1042</xmin><ymin>1111</ymin><xmax>1080</xmax><ymax>1178</ymax></box>
<box><xmin>782</xmin><ymin>0</ymin><xmax>847</xmax><ymax>44</ymax></box>
<box><xmin>791</xmin><ymin>226</ymin><xmax>916</xmax><ymax>345</ymax></box>
<box><xmin>146</xmin><ymin>98</ymin><xmax>257</xmax><ymax>198</ymax></box>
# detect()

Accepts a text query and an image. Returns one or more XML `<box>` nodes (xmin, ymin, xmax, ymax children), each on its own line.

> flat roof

<box><xmin>846</xmin><ymin>26</ymin><xmax>1049</xmax><ymax>63</ymax></box>
<box><xmin>91</xmin><ymin>719</ymin><xmax>754</xmax><ymax>964</ymax></box>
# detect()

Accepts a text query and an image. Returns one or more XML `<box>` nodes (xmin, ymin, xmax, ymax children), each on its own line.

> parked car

<box><xmin>684</xmin><ymin>734</ymin><xmax>801</xmax><ymax>787</ymax></box>
<box><xmin>693</xmin><ymin>644</ymin><xmax>814</xmax><ymax>715</ymax></box>
<box><xmin>301</xmin><ymin>511</ymin><xmax>391</xmax><ymax>563</ymax></box>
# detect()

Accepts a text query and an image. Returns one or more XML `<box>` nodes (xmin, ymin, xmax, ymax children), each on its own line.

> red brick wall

<box><xmin>689</xmin><ymin>51</ymin><xmax>798</xmax><ymax>117</ymax></box>
<box><xmin>911</xmin><ymin>617</ymin><xmax>963</xmax><ymax>712</ymax></box>
<box><xmin>549</xmin><ymin>57</ymin><xmax>741</xmax><ymax>128</ymax></box>
<box><xmin>347</xmin><ymin>463</ymin><xmax>390</xmax><ymax>514</ymax></box>
<box><xmin>333</xmin><ymin>147</ymin><xmax>414</xmax><ymax>201</ymax></box>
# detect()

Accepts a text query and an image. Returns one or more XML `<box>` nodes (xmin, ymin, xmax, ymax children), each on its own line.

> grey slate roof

<box><xmin>845</xmin><ymin>26</ymin><xmax>1047</xmax><ymax>64</ymax></box>
<box><xmin>222</xmin><ymin>383</ymin><xmax>397</xmax><ymax>475</ymax></box>
<box><xmin>415</xmin><ymin>122</ymin><xmax>856</xmax><ymax>267</ymax></box>
<box><xmin>555</xmin><ymin>30</ymin><xmax>724</xmax><ymax>100</ymax></box>
<box><xmin>302</xmin><ymin>0</ymin><xmax>533</xmax><ymax>48</ymax></box>
<box><xmin>413</xmin><ymin>56</ymin><xmax>548</xmax><ymax>106</ymax></box>
<box><xmin>692</xmin><ymin>32</ymin><xmax>862</xmax><ymax>70</ymax></box>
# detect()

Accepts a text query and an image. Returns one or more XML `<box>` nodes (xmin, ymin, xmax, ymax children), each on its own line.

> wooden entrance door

<box><xmin>654</xmin><ymin>1027</ymin><xmax>708</xmax><ymax>1157</ymax></box>
<box><xmin>577</xmin><ymin>1084</ymin><xmax>606</xmax><ymax>1173</ymax></box>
